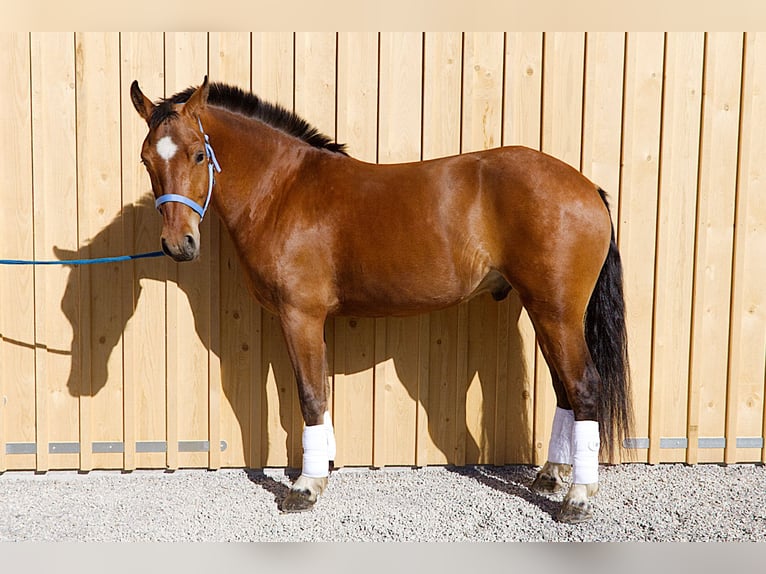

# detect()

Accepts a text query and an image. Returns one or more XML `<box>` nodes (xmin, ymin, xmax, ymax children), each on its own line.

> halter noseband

<box><xmin>155</xmin><ymin>118</ymin><xmax>222</xmax><ymax>222</ymax></box>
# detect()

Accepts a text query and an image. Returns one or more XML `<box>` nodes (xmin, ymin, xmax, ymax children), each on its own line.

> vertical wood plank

<box><xmin>75</xmin><ymin>32</ymin><xmax>125</xmax><ymax>470</ymax></box>
<box><xmin>120</xmin><ymin>32</ymin><xmax>167</xmax><ymax>470</ymax></box>
<box><xmin>208</xmin><ymin>32</ymin><xmax>253</xmax><ymax>469</ymax></box>
<box><xmin>5</xmin><ymin>32</ymin><xmax>765</xmax><ymax>471</ymax></box>
<box><xmin>0</xmin><ymin>32</ymin><xmax>36</xmax><ymax>471</ymax></box>
<box><xmin>252</xmin><ymin>32</ymin><xmax>294</xmax><ymax>108</ymax></box>
<box><xmin>375</xmin><ymin>32</ymin><xmax>423</xmax><ymax>467</ymax></box>
<box><xmin>334</xmin><ymin>31</ymin><xmax>378</xmax><ymax>467</ymax></box>
<box><xmin>164</xmin><ymin>32</ymin><xmax>210</xmax><ymax>469</ymax></box>
<box><xmin>503</xmin><ymin>33</ymin><xmax>544</xmax><ymax>150</ymax></box>
<box><xmin>618</xmin><ymin>33</ymin><xmax>665</xmax><ymax>464</ymax></box>
<box><xmin>295</xmin><ymin>33</ymin><xmax>337</xmax><ymax>139</ymax></box>
<box><xmin>582</xmin><ymin>33</ymin><xmax>625</xmax><ymax>230</ymax></box>
<box><xmin>687</xmin><ymin>33</ymin><xmax>743</xmax><ymax>464</ymax></box>
<box><xmin>581</xmin><ymin>32</ymin><xmax>628</xmax><ymax>462</ymax></box>
<box><xmin>252</xmin><ymin>32</ymin><xmax>295</xmax><ymax>468</ymax></box>
<box><xmin>420</xmin><ymin>31</ymin><xmax>463</xmax><ymax>465</ymax></box>
<box><xmin>462</xmin><ymin>32</ymin><xmax>505</xmax><ymax>464</ymax></box>
<box><xmin>728</xmin><ymin>32</ymin><xmax>766</xmax><ymax>464</ymax></box>
<box><xmin>30</xmin><ymin>32</ymin><xmax>80</xmax><ymax>470</ymax></box>
<box><xmin>293</xmin><ymin>32</ymin><xmax>338</xmax><ymax>463</ymax></box>
<box><xmin>536</xmin><ymin>32</ymin><xmax>585</xmax><ymax>465</ymax></box>
<box><xmin>650</xmin><ymin>32</ymin><xmax>704</xmax><ymax>464</ymax></box>
<box><xmin>541</xmin><ymin>32</ymin><xmax>585</xmax><ymax>167</ymax></box>
<box><xmin>501</xmin><ymin>32</ymin><xmax>543</xmax><ymax>464</ymax></box>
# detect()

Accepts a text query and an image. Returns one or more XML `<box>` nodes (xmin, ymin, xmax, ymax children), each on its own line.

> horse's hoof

<box><xmin>280</xmin><ymin>488</ymin><xmax>317</xmax><ymax>513</ymax></box>
<box><xmin>557</xmin><ymin>498</ymin><xmax>594</xmax><ymax>524</ymax></box>
<box><xmin>531</xmin><ymin>472</ymin><xmax>565</xmax><ymax>494</ymax></box>
<box><xmin>557</xmin><ymin>483</ymin><xmax>598</xmax><ymax>523</ymax></box>
<box><xmin>531</xmin><ymin>462</ymin><xmax>570</xmax><ymax>494</ymax></box>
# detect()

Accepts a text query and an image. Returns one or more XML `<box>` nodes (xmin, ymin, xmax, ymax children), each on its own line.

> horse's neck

<box><xmin>203</xmin><ymin>107</ymin><xmax>310</xmax><ymax>230</ymax></box>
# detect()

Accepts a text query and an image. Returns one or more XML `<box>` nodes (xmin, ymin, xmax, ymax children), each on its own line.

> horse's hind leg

<box><xmin>277</xmin><ymin>307</ymin><xmax>336</xmax><ymax>513</ymax></box>
<box><xmin>525</xmin><ymin>305</ymin><xmax>601</xmax><ymax>524</ymax></box>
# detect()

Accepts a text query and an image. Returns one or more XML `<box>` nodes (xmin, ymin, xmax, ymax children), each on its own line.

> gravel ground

<box><xmin>0</xmin><ymin>463</ymin><xmax>764</xmax><ymax>542</ymax></box>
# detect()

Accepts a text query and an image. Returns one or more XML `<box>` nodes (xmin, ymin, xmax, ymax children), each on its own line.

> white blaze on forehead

<box><xmin>156</xmin><ymin>136</ymin><xmax>178</xmax><ymax>161</ymax></box>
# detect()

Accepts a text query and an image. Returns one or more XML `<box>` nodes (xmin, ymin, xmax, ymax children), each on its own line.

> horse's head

<box><xmin>130</xmin><ymin>76</ymin><xmax>219</xmax><ymax>262</ymax></box>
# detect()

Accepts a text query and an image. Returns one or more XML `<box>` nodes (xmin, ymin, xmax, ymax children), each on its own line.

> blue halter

<box><xmin>155</xmin><ymin>118</ymin><xmax>222</xmax><ymax>222</ymax></box>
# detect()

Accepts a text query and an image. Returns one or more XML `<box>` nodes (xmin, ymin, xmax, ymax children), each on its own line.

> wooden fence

<box><xmin>0</xmin><ymin>32</ymin><xmax>764</xmax><ymax>472</ymax></box>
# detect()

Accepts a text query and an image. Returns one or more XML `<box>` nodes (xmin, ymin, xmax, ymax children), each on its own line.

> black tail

<box><xmin>585</xmin><ymin>188</ymin><xmax>634</xmax><ymax>463</ymax></box>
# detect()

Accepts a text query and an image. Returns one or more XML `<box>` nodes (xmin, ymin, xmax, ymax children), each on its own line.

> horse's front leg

<box><xmin>278</xmin><ymin>308</ymin><xmax>336</xmax><ymax>513</ymax></box>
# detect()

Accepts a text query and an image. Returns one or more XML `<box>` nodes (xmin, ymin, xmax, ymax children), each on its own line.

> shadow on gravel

<box><xmin>243</xmin><ymin>469</ymin><xmax>296</xmax><ymax>508</ymax></box>
<box><xmin>446</xmin><ymin>465</ymin><xmax>561</xmax><ymax>519</ymax></box>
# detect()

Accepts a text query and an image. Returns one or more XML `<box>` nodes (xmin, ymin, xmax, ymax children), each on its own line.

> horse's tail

<box><xmin>585</xmin><ymin>188</ymin><xmax>634</xmax><ymax>463</ymax></box>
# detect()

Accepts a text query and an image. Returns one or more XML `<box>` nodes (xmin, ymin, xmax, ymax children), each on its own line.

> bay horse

<box><xmin>130</xmin><ymin>76</ymin><xmax>632</xmax><ymax>524</ymax></box>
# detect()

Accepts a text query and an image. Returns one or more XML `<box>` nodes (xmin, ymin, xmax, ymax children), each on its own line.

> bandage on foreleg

<box><xmin>301</xmin><ymin>411</ymin><xmax>337</xmax><ymax>478</ymax></box>
<box><xmin>302</xmin><ymin>424</ymin><xmax>329</xmax><ymax>478</ymax></box>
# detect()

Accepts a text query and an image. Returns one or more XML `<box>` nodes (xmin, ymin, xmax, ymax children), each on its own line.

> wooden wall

<box><xmin>0</xmin><ymin>32</ymin><xmax>764</xmax><ymax>471</ymax></box>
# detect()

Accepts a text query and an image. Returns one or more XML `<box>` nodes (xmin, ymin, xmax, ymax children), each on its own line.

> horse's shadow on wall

<box><xmin>58</xmin><ymin>196</ymin><xmax>539</xmax><ymax>504</ymax></box>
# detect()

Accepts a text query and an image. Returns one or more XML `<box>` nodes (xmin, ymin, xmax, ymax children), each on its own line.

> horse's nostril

<box><xmin>184</xmin><ymin>234</ymin><xmax>197</xmax><ymax>253</ymax></box>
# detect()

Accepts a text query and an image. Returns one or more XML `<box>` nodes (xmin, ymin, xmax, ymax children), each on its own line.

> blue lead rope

<box><xmin>0</xmin><ymin>251</ymin><xmax>165</xmax><ymax>266</ymax></box>
<box><xmin>3</xmin><ymin>122</ymin><xmax>217</xmax><ymax>267</ymax></box>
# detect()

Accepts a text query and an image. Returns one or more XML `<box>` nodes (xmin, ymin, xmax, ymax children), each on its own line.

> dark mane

<box><xmin>150</xmin><ymin>82</ymin><xmax>348</xmax><ymax>155</ymax></box>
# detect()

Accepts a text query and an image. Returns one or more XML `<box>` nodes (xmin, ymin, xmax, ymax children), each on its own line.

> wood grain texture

<box><xmin>75</xmin><ymin>32</ymin><xmax>124</xmax><ymax>470</ymax></box>
<box><xmin>30</xmin><ymin>32</ymin><xmax>79</xmax><ymax>470</ymax></box>
<box><xmin>462</xmin><ymin>32</ymin><xmax>505</xmax><ymax>464</ymax></box>
<box><xmin>164</xmin><ymin>32</ymin><xmax>210</xmax><ymax>469</ymax></box>
<box><xmin>650</xmin><ymin>33</ymin><xmax>705</xmax><ymax>464</ymax></box>
<box><xmin>335</xmin><ymin>32</ymin><xmax>378</xmax><ymax>466</ymax></box>
<box><xmin>0</xmin><ymin>32</ymin><xmax>35</xmax><ymax>471</ymax></box>
<box><xmin>209</xmin><ymin>32</ymin><xmax>253</xmax><ymax>469</ymax></box>
<box><xmin>421</xmin><ymin>32</ymin><xmax>463</xmax><ymax>465</ymax></box>
<box><xmin>728</xmin><ymin>33</ymin><xmax>766</xmax><ymax>464</ymax></box>
<box><xmin>688</xmin><ymin>33</ymin><xmax>743</xmax><ymax>464</ymax></box>
<box><xmin>374</xmin><ymin>32</ymin><xmax>423</xmax><ymax>467</ymax></box>
<box><xmin>536</xmin><ymin>32</ymin><xmax>585</xmax><ymax>465</ymax></box>
<box><xmin>618</xmin><ymin>33</ymin><xmax>665</xmax><ymax>464</ymax></box>
<box><xmin>501</xmin><ymin>32</ymin><xmax>542</xmax><ymax>464</ymax></box>
<box><xmin>119</xmin><ymin>32</ymin><xmax>167</xmax><ymax>470</ymax></box>
<box><xmin>2</xmin><ymin>32</ymin><xmax>764</xmax><ymax>471</ymax></box>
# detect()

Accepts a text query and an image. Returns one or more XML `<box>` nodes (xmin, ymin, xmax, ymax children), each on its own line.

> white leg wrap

<box><xmin>324</xmin><ymin>411</ymin><xmax>336</xmax><ymax>462</ymax></box>
<box><xmin>302</xmin><ymin>424</ymin><xmax>328</xmax><ymax>478</ymax></box>
<box><xmin>301</xmin><ymin>411</ymin><xmax>336</xmax><ymax>478</ymax></box>
<box><xmin>547</xmin><ymin>407</ymin><xmax>575</xmax><ymax>465</ymax></box>
<box><xmin>572</xmin><ymin>420</ymin><xmax>600</xmax><ymax>485</ymax></box>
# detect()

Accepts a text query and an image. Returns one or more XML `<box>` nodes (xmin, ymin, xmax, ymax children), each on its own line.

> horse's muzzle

<box><xmin>161</xmin><ymin>234</ymin><xmax>199</xmax><ymax>262</ymax></box>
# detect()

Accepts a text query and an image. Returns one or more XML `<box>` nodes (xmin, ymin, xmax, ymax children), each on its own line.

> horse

<box><xmin>130</xmin><ymin>76</ymin><xmax>633</xmax><ymax>524</ymax></box>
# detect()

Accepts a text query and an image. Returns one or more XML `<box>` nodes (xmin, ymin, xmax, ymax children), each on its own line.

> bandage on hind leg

<box><xmin>324</xmin><ymin>411</ymin><xmax>336</xmax><ymax>462</ymax></box>
<box><xmin>572</xmin><ymin>420</ymin><xmax>600</xmax><ymax>485</ymax></box>
<box><xmin>547</xmin><ymin>407</ymin><xmax>575</xmax><ymax>465</ymax></box>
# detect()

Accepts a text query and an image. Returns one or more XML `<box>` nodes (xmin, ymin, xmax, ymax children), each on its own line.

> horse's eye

<box><xmin>195</xmin><ymin>152</ymin><xmax>206</xmax><ymax>164</ymax></box>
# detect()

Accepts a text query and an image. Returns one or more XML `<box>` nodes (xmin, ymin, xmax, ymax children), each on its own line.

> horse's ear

<box><xmin>182</xmin><ymin>76</ymin><xmax>210</xmax><ymax>118</ymax></box>
<box><xmin>130</xmin><ymin>80</ymin><xmax>155</xmax><ymax>125</ymax></box>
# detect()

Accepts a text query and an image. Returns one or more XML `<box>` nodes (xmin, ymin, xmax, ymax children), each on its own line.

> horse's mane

<box><xmin>151</xmin><ymin>82</ymin><xmax>348</xmax><ymax>155</ymax></box>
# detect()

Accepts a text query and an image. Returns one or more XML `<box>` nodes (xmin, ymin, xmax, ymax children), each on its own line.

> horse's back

<box><xmin>318</xmin><ymin>145</ymin><xmax>610</xmax><ymax>317</ymax></box>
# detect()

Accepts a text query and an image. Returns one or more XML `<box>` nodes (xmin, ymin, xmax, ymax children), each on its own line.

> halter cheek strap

<box><xmin>155</xmin><ymin>118</ymin><xmax>222</xmax><ymax>222</ymax></box>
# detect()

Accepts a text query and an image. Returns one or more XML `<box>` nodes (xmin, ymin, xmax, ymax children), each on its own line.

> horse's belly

<box><xmin>335</xmin><ymin>267</ymin><xmax>506</xmax><ymax>318</ymax></box>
